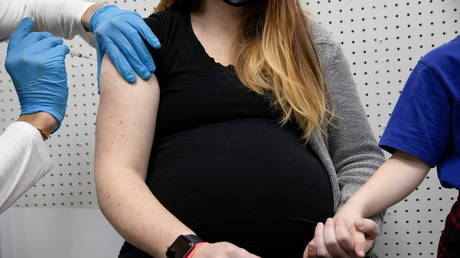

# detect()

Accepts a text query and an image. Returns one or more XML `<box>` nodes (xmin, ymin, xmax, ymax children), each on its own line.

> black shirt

<box><xmin>148</xmin><ymin>9</ymin><xmax>283</xmax><ymax>138</ymax></box>
<box><xmin>119</xmin><ymin>9</ymin><xmax>333</xmax><ymax>258</ymax></box>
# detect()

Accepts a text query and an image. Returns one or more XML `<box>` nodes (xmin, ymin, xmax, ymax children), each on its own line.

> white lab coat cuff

<box><xmin>11</xmin><ymin>122</ymin><xmax>53</xmax><ymax>170</ymax></box>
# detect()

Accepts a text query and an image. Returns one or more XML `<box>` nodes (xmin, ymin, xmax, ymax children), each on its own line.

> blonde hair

<box><xmin>156</xmin><ymin>0</ymin><xmax>331</xmax><ymax>140</ymax></box>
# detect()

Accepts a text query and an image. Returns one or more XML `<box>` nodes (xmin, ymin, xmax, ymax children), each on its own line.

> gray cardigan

<box><xmin>309</xmin><ymin>23</ymin><xmax>386</xmax><ymax>231</ymax></box>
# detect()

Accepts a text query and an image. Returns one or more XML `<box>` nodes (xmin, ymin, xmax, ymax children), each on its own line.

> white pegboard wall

<box><xmin>0</xmin><ymin>40</ymin><xmax>99</xmax><ymax>208</ymax></box>
<box><xmin>0</xmin><ymin>1</ymin><xmax>459</xmax><ymax>257</ymax></box>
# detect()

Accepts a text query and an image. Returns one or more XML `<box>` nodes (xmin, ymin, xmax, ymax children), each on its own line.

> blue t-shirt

<box><xmin>380</xmin><ymin>36</ymin><xmax>460</xmax><ymax>189</ymax></box>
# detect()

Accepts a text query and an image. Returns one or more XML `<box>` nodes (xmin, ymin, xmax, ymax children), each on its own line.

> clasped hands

<box><xmin>303</xmin><ymin>211</ymin><xmax>380</xmax><ymax>258</ymax></box>
<box><xmin>181</xmin><ymin>211</ymin><xmax>380</xmax><ymax>258</ymax></box>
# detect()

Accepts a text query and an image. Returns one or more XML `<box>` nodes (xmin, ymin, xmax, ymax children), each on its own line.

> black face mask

<box><xmin>222</xmin><ymin>0</ymin><xmax>253</xmax><ymax>7</ymax></box>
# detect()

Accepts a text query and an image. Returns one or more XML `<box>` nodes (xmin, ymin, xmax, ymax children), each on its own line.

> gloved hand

<box><xmin>89</xmin><ymin>5</ymin><xmax>161</xmax><ymax>84</ymax></box>
<box><xmin>5</xmin><ymin>18</ymin><xmax>70</xmax><ymax>132</ymax></box>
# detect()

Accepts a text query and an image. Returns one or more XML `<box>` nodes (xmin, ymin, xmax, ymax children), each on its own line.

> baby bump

<box><xmin>145</xmin><ymin>119</ymin><xmax>334</xmax><ymax>256</ymax></box>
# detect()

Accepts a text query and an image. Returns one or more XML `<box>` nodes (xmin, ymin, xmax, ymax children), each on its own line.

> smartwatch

<box><xmin>166</xmin><ymin>234</ymin><xmax>204</xmax><ymax>258</ymax></box>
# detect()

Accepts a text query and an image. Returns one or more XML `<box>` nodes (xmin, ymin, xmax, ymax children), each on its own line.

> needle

<box><xmin>69</xmin><ymin>50</ymin><xmax>96</xmax><ymax>61</ymax></box>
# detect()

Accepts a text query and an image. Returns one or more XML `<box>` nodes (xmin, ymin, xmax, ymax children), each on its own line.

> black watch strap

<box><xmin>166</xmin><ymin>234</ymin><xmax>204</xmax><ymax>258</ymax></box>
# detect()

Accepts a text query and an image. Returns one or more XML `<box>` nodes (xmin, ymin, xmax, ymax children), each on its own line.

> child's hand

<box><xmin>304</xmin><ymin>218</ymin><xmax>360</xmax><ymax>258</ymax></box>
<box><xmin>303</xmin><ymin>214</ymin><xmax>379</xmax><ymax>257</ymax></box>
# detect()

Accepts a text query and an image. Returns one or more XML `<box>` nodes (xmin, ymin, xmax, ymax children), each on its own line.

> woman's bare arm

<box><xmin>95</xmin><ymin>56</ymin><xmax>194</xmax><ymax>257</ymax></box>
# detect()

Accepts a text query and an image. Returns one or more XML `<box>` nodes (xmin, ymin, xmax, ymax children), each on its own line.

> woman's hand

<box><xmin>193</xmin><ymin>242</ymin><xmax>261</xmax><ymax>258</ymax></box>
<box><xmin>303</xmin><ymin>214</ymin><xmax>379</xmax><ymax>258</ymax></box>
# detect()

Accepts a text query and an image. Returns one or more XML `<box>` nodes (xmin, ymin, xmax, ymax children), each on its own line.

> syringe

<box><xmin>69</xmin><ymin>50</ymin><xmax>96</xmax><ymax>61</ymax></box>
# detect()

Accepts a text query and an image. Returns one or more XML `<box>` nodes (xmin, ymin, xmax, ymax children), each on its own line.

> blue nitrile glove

<box><xmin>89</xmin><ymin>5</ymin><xmax>161</xmax><ymax>85</ymax></box>
<box><xmin>5</xmin><ymin>18</ymin><xmax>70</xmax><ymax>132</ymax></box>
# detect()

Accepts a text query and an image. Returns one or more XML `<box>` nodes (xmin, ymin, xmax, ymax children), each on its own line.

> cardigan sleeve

<box><xmin>320</xmin><ymin>39</ymin><xmax>386</xmax><ymax>227</ymax></box>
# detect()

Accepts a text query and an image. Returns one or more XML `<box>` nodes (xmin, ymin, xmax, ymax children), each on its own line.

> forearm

<box><xmin>96</xmin><ymin>167</ymin><xmax>194</xmax><ymax>257</ymax></box>
<box><xmin>0</xmin><ymin>122</ymin><xmax>52</xmax><ymax>214</ymax></box>
<box><xmin>341</xmin><ymin>151</ymin><xmax>430</xmax><ymax>218</ymax></box>
<box><xmin>0</xmin><ymin>0</ymin><xmax>27</xmax><ymax>41</ymax></box>
<box><xmin>0</xmin><ymin>0</ymin><xmax>93</xmax><ymax>41</ymax></box>
<box><xmin>32</xmin><ymin>0</ymin><xmax>94</xmax><ymax>40</ymax></box>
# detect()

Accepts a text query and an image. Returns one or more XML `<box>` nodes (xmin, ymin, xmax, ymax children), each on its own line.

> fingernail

<box><xmin>128</xmin><ymin>76</ymin><xmax>136</xmax><ymax>83</ymax></box>
<box><xmin>143</xmin><ymin>71</ymin><xmax>152</xmax><ymax>79</ymax></box>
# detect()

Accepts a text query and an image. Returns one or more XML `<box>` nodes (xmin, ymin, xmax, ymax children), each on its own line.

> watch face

<box><xmin>175</xmin><ymin>235</ymin><xmax>194</xmax><ymax>257</ymax></box>
<box><xmin>167</xmin><ymin>235</ymin><xmax>203</xmax><ymax>258</ymax></box>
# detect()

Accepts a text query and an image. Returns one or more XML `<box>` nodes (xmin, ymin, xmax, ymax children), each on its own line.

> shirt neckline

<box><xmin>185</xmin><ymin>11</ymin><xmax>235</xmax><ymax>70</ymax></box>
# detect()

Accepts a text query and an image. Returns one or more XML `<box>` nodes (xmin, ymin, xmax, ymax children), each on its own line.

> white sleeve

<box><xmin>0</xmin><ymin>122</ymin><xmax>53</xmax><ymax>214</ymax></box>
<box><xmin>0</xmin><ymin>0</ymin><xmax>94</xmax><ymax>42</ymax></box>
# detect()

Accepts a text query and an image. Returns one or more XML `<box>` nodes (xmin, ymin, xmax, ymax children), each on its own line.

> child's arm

<box><xmin>339</xmin><ymin>150</ymin><xmax>430</xmax><ymax>255</ymax></box>
<box><xmin>342</xmin><ymin>150</ymin><xmax>430</xmax><ymax>218</ymax></box>
<box><xmin>305</xmin><ymin>150</ymin><xmax>431</xmax><ymax>258</ymax></box>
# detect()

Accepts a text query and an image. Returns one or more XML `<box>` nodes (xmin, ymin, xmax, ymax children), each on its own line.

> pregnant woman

<box><xmin>94</xmin><ymin>0</ymin><xmax>385</xmax><ymax>257</ymax></box>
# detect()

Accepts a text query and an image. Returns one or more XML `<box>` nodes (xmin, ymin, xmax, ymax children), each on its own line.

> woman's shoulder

<box><xmin>145</xmin><ymin>8</ymin><xmax>180</xmax><ymax>21</ymax></box>
<box><xmin>309</xmin><ymin>20</ymin><xmax>336</xmax><ymax>46</ymax></box>
<box><xmin>145</xmin><ymin>8</ymin><xmax>182</xmax><ymax>25</ymax></box>
<box><xmin>144</xmin><ymin>9</ymin><xmax>184</xmax><ymax>45</ymax></box>
<box><xmin>307</xmin><ymin>20</ymin><xmax>344</xmax><ymax>73</ymax></box>
<box><xmin>144</xmin><ymin>8</ymin><xmax>183</xmax><ymax>39</ymax></box>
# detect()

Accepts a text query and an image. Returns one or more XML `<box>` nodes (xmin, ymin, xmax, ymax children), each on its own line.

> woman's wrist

<box><xmin>186</xmin><ymin>242</ymin><xmax>209</xmax><ymax>258</ymax></box>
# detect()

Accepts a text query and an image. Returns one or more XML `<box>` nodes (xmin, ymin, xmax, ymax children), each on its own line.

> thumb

<box><xmin>53</xmin><ymin>44</ymin><xmax>71</xmax><ymax>58</ymax></box>
<box><xmin>355</xmin><ymin>218</ymin><xmax>380</xmax><ymax>240</ymax></box>
<box><xmin>9</xmin><ymin>18</ymin><xmax>34</xmax><ymax>46</ymax></box>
